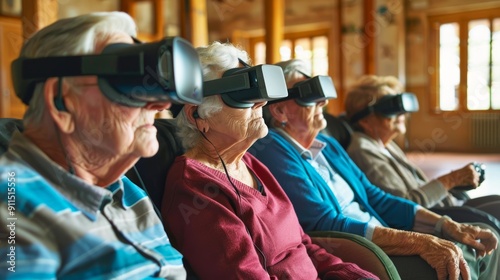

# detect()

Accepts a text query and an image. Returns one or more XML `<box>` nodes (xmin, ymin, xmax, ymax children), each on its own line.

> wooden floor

<box><xmin>407</xmin><ymin>152</ymin><xmax>500</xmax><ymax>199</ymax></box>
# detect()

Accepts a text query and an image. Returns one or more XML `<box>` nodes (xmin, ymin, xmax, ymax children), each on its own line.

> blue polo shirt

<box><xmin>0</xmin><ymin>132</ymin><xmax>185</xmax><ymax>279</ymax></box>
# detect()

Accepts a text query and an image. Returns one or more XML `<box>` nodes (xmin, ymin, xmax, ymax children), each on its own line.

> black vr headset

<box><xmin>349</xmin><ymin>92</ymin><xmax>419</xmax><ymax>123</ymax></box>
<box><xmin>11</xmin><ymin>37</ymin><xmax>203</xmax><ymax>107</ymax></box>
<box><xmin>202</xmin><ymin>64</ymin><xmax>288</xmax><ymax>108</ymax></box>
<box><xmin>268</xmin><ymin>75</ymin><xmax>337</xmax><ymax>106</ymax></box>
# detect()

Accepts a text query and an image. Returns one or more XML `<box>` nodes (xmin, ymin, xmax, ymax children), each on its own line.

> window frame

<box><xmin>247</xmin><ymin>28</ymin><xmax>331</xmax><ymax>75</ymax></box>
<box><xmin>429</xmin><ymin>8</ymin><xmax>500</xmax><ymax>114</ymax></box>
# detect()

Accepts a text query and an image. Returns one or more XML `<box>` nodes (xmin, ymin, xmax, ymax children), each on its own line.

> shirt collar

<box><xmin>8</xmin><ymin>132</ymin><xmax>121</xmax><ymax>221</ymax></box>
<box><xmin>274</xmin><ymin>128</ymin><xmax>327</xmax><ymax>160</ymax></box>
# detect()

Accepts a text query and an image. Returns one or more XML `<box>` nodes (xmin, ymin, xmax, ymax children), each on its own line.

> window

<box><xmin>248</xmin><ymin>29</ymin><xmax>330</xmax><ymax>76</ymax></box>
<box><xmin>430</xmin><ymin>9</ymin><xmax>500</xmax><ymax>112</ymax></box>
<box><xmin>0</xmin><ymin>0</ymin><xmax>21</xmax><ymax>17</ymax></box>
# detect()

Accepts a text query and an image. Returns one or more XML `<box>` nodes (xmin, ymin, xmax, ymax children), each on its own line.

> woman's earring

<box><xmin>281</xmin><ymin>121</ymin><xmax>287</xmax><ymax>128</ymax></box>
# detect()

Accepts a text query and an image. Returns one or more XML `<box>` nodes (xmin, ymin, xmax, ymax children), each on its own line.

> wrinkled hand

<box><xmin>444</xmin><ymin>164</ymin><xmax>480</xmax><ymax>190</ymax></box>
<box><xmin>411</xmin><ymin>232</ymin><xmax>470</xmax><ymax>280</ymax></box>
<box><xmin>442</xmin><ymin>219</ymin><xmax>498</xmax><ymax>258</ymax></box>
<box><xmin>373</xmin><ymin>228</ymin><xmax>470</xmax><ymax>280</ymax></box>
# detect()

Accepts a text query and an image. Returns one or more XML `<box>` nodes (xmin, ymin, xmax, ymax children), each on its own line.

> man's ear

<box><xmin>44</xmin><ymin>78</ymin><xmax>75</xmax><ymax>134</ymax></box>
<box><xmin>184</xmin><ymin>105</ymin><xmax>199</xmax><ymax>124</ymax></box>
<box><xmin>268</xmin><ymin>103</ymin><xmax>287</xmax><ymax>123</ymax></box>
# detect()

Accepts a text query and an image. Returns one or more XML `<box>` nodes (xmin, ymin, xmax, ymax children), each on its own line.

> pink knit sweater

<box><xmin>162</xmin><ymin>152</ymin><xmax>377</xmax><ymax>280</ymax></box>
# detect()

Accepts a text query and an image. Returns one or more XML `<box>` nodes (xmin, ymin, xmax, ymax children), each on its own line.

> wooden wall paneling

<box><xmin>0</xmin><ymin>0</ymin><xmax>59</xmax><ymax>118</ymax></box>
<box><xmin>21</xmin><ymin>0</ymin><xmax>58</xmax><ymax>39</ymax></box>
<box><xmin>0</xmin><ymin>17</ymin><xmax>23</xmax><ymax>118</ymax></box>
<box><xmin>1</xmin><ymin>0</ymin><xmax>58</xmax><ymax>118</ymax></box>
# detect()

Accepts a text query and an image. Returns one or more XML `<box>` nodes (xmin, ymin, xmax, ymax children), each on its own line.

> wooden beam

<box><xmin>327</xmin><ymin>0</ymin><xmax>344</xmax><ymax>115</ymax></box>
<box><xmin>153</xmin><ymin>0</ymin><xmax>163</xmax><ymax>40</ymax></box>
<box><xmin>363</xmin><ymin>0</ymin><xmax>375</xmax><ymax>75</ymax></box>
<box><xmin>120</xmin><ymin>0</ymin><xmax>135</xmax><ymax>17</ymax></box>
<box><xmin>180</xmin><ymin>0</ymin><xmax>208</xmax><ymax>47</ymax></box>
<box><xmin>21</xmin><ymin>0</ymin><xmax>58</xmax><ymax>40</ymax></box>
<box><xmin>264</xmin><ymin>0</ymin><xmax>284</xmax><ymax>64</ymax></box>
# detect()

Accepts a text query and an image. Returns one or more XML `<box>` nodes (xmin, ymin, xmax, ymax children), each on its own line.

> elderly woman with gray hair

<box><xmin>160</xmin><ymin>42</ymin><xmax>377</xmax><ymax>280</ymax></box>
<box><xmin>344</xmin><ymin>75</ymin><xmax>500</xmax><ymax>221</ymax></box>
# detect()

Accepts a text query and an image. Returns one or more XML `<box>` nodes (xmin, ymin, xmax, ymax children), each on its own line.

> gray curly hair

<box><xmin>176</xmin><ymin>41</ymin><xmax>250</xmax><ymax>150</ymax></box>
<box><xmin>263</xmin><ymin>59</ymin><xmax>311</xmax><ymax>127</ymax></box>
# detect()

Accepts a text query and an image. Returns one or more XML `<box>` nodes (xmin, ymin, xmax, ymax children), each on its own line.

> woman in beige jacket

<box><xmin>344</xmin><ymin>75</ymin><xmax>500</xmax><ymax>222</ymax></box>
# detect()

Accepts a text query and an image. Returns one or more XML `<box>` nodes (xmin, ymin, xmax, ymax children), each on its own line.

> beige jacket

<box><xmin>347</xmin><ymin>131</ymin><xmax>457</xmax><ymax>208</ymax></box>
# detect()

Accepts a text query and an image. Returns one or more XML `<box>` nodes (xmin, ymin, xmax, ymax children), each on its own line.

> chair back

<box><xmin>125</xmin><ymin>119</ymin><xmax>184</xmax><ymax>211</ymax></box>
<box><xmin>0</xmin><ymin>118</ymin><xmax>24</xmax><ymax>155</ymax></box>
<box><xmin>321</xmin><ymin>113</ymin><xmax>353</xmax><ymax>150</ymax></box>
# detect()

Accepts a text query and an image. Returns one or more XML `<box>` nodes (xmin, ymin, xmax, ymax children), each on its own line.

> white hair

<box><xmin>274</xmin><ymin>59</ymin><xmax>311</xmax><ymax>86</ymax></box>
<box><xmin>20</xmin><ymin>12</ymin><xmax>137</xmax><ymax>125</ymax></box>
<box><xmin>176</xmin><ymin>42</ymin><xmax>250</xmax><ymax>150</ymax></box>
<box><xmin>265</xmin><ymin>59</ymin><xmax>311</xmax><ymax>127</ymax></box>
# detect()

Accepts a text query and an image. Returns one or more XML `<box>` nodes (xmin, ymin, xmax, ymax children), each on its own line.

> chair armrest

<box><xmin>308</xmin><ymin>231</ymin><xmax>400</xmax><ymax>280</ymax></box>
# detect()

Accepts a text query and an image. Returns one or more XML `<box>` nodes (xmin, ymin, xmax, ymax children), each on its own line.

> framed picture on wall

<box><xmin>0</xmin><ymin>0</ymin><xmax>22</xmax><ymax>17</ymax></box>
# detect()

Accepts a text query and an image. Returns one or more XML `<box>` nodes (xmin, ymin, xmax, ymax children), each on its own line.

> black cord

<box><xmin>194</xmin><ymin>118</ymin><xmax>268</xmax><ymax>272</ymax></box>
<box><xmin>194</xmin><ymin>118</ymin><xmax>241</xmax><ymax>198</ymax></box>
<box><xmin>238</xmin><ymin>58</ymin><xmax>251</xmax><ymax>68</ymax></box>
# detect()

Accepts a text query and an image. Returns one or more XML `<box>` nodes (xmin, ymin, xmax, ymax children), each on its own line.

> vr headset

<box><xmin>11</xmin><ymin>37</ymin><xmax>203</xmax><ymax>107</ymax></box>
<box><xmin>202</xmin><ymin>64</ymin><xmax>288</xmax><ymax>108</ymax></box>
<box><xmin>349</xmin><ymin>92</ymin><xmax>419</xmax><ymax>123</ymax></box>
<box><xmin>267</xmin><ymin>75</ymin><xmax>337</xmax><ymax>106</ymax></box>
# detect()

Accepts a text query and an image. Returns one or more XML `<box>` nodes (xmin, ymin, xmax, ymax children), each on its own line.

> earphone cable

<box><xmin>194</xmin><ymin>118</ymin><xmax>268</xmax><ymax>272</ymax></box>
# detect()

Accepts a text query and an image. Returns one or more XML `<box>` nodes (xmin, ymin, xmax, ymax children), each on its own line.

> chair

<box><xmin>0</xmin><ymin>117</ymin><xmax>400</xmax><ymax>279</ymax></box>
<box><xmin>431</xmin><ymin>205</ymin><xmax>500</xmax><ymax>234</ymax></box>
<box><xmin>309</xmin><ymin>231</ymin><xmax>400</xmax><ymax>280</ymax></box>
<box><xmin>320</xmin><ymin>112</ymin><xmax>353</xmax><ymax>150</ymax></box>
<box><xmin>125</xmin><ymin>119</ymin><xmax>184</xmax><ymax>211</ymax></box>
<box><xmin>0</xmin><ymin>118</ymin><xmax>23</xmax><ymax>155</ymax></box>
